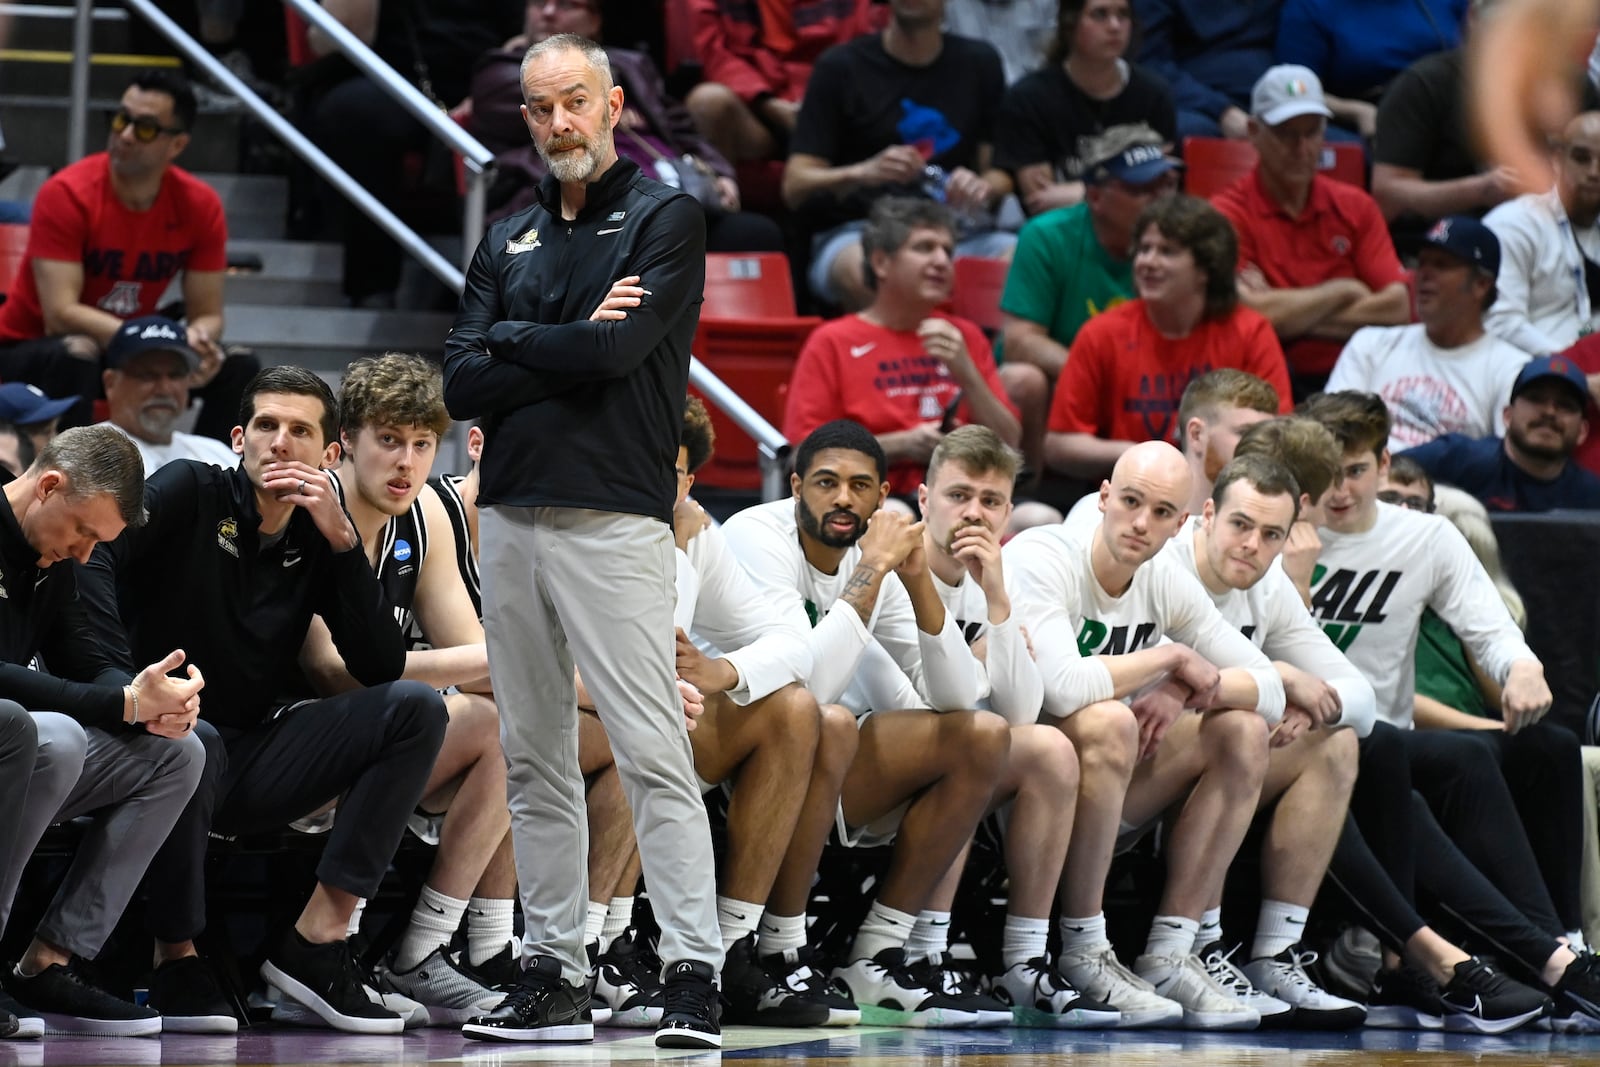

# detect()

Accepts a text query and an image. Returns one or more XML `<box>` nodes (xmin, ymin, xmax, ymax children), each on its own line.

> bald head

<box><xmin>1111</xmin><ymin>441</ymin><xmax>1193</xmax><ymax>505</ymax></box>
<box><xmin>1559</xmin><ymin>111</ymin><xmax>1600</xmax><ymax>225</ymax></box>
<box><xmin>1098</xmin><ymin>441</ymin><xmax>1193</xmax><ymax>569</ymax></box>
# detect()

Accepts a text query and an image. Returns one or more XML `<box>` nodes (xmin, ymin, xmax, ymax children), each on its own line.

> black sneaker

<box><xmin>593</xmin><ymin>928</ymin><xmax>663</xmax><ymax>1028</ymax></box>
<box><xmin>656</xmin><ymin>959</ymin><xmax>722</xmax><ymax>1049</ymax></box>
<box><xmin>0</xmin><ymin>988</ymin><xmax>40</xmax><ymax>1041</ymax></box>
<box><xmin>1439</xmin><ymin>957</ymin><xmax>1550</xmax><ymax>1034</ymax></box>
<box><xmin>720</xmin><ymin>933</ymin><xmax>830</xmax><ymax>1027</ymax></box>
<box><xmin>467</xmin><ymin>943</ymin><xmax>521</xmax><ymax>990</ymax></box>
<box><xmin>1551</xmin><ymin>950</ymin><xmax>1600</xmax><ymax>1031</ymax></box>
<box><xmin>904</xmin><ymin>952</ymin><xmax>1013</xmax><ymax>1028</ymax></box>
<box><xmin>148</xmin><ymin>955</ymin><xmax>239</xmax><ymax>1034</ymax></box>
<box><xmin>463</xmin><ymin>954</ymin><xmax>593</xmax><ymax>1042</ymax></box>
<box><xmin>3</xmin><ymin>962</ymin><xmax>160</xmax><ymax>1037</ymax></box>
<box><xmin>761</xmin><ymin>945</ymin><xmax>861</xmax><ymax>1026</ymax></box>
<box><xmin>1365</xmin><ymin>965</ymin><xmax>1444</xmax><ymax>1031</ymax></box>
<box><xmin>259</xmin><ymin>930</ymin><xmax>405</xmax><ymax>1034</ymax></box>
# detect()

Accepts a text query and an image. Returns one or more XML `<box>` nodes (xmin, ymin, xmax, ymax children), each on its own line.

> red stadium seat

<box><xmin>1183</xmin><ymin>136</ymin><xmax>1367</xmax><ymax>200</ymax></box>
<box><xmin>692</xmin><ymin>254</ymin><xmax>821</xmax><ymax>490</ymax></box>
<box><xmin>949</xmin><ymin>257</ymin><xmax>1009</xmax><ymax>335</ymax></box>
<box><xmin>285</xmin><ymin>8</ymin><xmax>313</xmax><ymax>68</ymax></box>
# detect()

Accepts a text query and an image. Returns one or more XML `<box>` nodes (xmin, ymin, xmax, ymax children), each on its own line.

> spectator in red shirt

<box><xmin>1046</xmin><ymin>194</ymin><xmax>1292</xmax><ymax>481</ymax></box>
<box><xmin>0</xmin><ymin>71</ymin><xmax>231</xmax><ymax>429</ymax></box>
<box><xmin>684</xmin><ymin>0</ymin><xmax>880</xmax><ymax>166</ymax></box>
<box><xmin>782</xmin><ymin>197</ymin><xmax>1022</xmax><ymax>498</ymax></box>
<box><xmin>1211</xmin><ymin>65</ymin><xmax>1411</xmax><ymax>396</ymax></box>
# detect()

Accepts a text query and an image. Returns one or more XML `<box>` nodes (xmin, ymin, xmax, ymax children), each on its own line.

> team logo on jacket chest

<box><xmin>217</xmin><ymin>517</ymin><xmax>239</xmax><ymax>558</ymax></box>
<box><xmin>507</xmin><ymin>227</ymin><xmax>541</xmax><ymax>254</ymax></box>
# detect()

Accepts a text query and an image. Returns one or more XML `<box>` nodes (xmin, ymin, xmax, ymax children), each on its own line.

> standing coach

<box><xmin>442</xmin><ymin>32</ymin><xmax>722</xmax><ymax>1051</ymax></box>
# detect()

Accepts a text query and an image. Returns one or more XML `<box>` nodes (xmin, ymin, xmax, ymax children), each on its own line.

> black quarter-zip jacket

<box><xmin>442</xmin><ymin>157</ymin><xmax>706</xmax><ymax>524</ymax></box>
<box><xmin>0</xmin><ymin>473</ymin><xmax>126</xmax><ymax>728</ymax></box>
<box><xmin>69</xmin><ymin>460</ymin><xmax>406</xmax><ymax>730</ymax></box>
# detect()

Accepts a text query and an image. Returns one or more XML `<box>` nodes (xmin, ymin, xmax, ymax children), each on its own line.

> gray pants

<box><xmin>0</xmin><ymin>714</ymin><xmax>204</xmax><ymax>958</ymax></box>
<box><xmin>481</xmin><ymin>506</ymin><xmax>721</xmax><ymax>985</ymax></box>
<box><xmin>0</xmin><ymin>702</ymin><xmax>43</xmax><ymax>918</ymax></box>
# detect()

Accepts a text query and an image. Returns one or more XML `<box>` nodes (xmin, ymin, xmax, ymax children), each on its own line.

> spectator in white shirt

<box><xmin>1484</xmin><ymin>110</ymin><xmax>1600</xmax><ymax>356</ymax></box>
<box><xmin>101</xmin><ymin>316</ymin><xmax>235</xmax><ymax>474</ymax></box>
<box><xmin>1327</xmin><ymin>216</ymin><xmax>1530</xmax><ymax>452</ymax></box>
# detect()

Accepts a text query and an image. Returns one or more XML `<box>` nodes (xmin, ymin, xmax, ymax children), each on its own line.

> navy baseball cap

<box><xmin>1087</xmin><ymin>142</ymin><xmax>1183</xmax><ymax>186</ymax></box>
<box><xmin>1423</xmin><ymin>215</ymin><xmax>1501</xmax><ymax>278</ymax></box>
<box><xmin>0</xmin><ymin>382</ymin><xmax>77</xmax><ymax>426</ymax></box>
<box><xmin>1511</xmin><ymin>353</ymin><xmax>1589</xmax><ymax>404</ymax></box>
<box><xmin>104</xmin><ymin>315</ymin><xmax>201</xmax><ymax>372</ymax></box>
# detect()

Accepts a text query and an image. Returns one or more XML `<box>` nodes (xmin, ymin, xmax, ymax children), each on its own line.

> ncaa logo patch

<box><xmin>393</xmin><ymin>539</ymin><xmax>413</xmax><ymax>563</ymax></box>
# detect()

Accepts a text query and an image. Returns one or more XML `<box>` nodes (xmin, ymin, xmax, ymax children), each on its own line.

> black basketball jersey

<box><xmin>430</xmin><ymin>473</ymin><xmax>481</xmax><ymax>620</ymax></box>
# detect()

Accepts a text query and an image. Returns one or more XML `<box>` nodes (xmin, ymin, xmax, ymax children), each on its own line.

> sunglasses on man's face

<box><xmin>110</xmin><ymin>109</ymin><xmax>184</xmax><ymax>143</ymax></box>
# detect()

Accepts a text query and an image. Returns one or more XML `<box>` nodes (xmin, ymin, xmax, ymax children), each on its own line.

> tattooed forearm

<box><xmin>840</xmin><ymin>563</ymin><xmax>883</xmax><ymax>626</ymax></box>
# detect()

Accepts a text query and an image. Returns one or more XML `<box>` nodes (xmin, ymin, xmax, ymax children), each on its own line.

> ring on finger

<box><xmin>299</xmin><ymin>479</ymin><xmax>308</xmax><ymax>494</ymax></box>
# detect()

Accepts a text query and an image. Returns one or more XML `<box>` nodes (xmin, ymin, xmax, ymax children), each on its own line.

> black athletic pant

<box><xmin>1405</xmin><ymin>725</ymin><xmax>1582</xmax><ymax>934</ymax></box>
<box><xmin>1326</xmin><ymin>723</ymin><xmax>1564</xmax><ymax>980</ymax></box>
<box><xmin>145</xmin><ymin>681</ymin><xmax>448</xmax><ymax>944</ymax></box>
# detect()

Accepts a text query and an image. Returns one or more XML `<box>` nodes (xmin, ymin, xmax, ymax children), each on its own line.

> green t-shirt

<box><xmin>997</xmin><ymin>201</ymin><xmax>1135</xmax><ymax>360</ymax></box>
<box><xmin>1414</xmin><ymin>607</ymin><xmax>1490</xmax><ymax>718</ymax></box>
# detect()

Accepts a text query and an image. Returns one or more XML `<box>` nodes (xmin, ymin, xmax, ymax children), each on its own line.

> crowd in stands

<box><xmin>4</xmin><ymin>0</ymin><xmax>1600</xmax><ymax>1049</ymax></box>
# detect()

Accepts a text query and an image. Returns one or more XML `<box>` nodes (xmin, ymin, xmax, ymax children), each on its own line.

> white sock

<box><xmin>903</xmin><ymin>910</ymin><xmax>952</xmax><ymax>962</ymax></box>
<box><xmin>758</xmin><ymin>912</ymin><xmax>808</xmax><ymax>956</ymax></box>
<box><xmin>396</xmin><ymin>885</ymin><xmax>468</xmax><ymax>971</ymax></box>
<box><xmin>601</xmin><ymin>896</ymin><xmax>634</xmax><ymax>951</ymax></box>
<box><xmin>1058</xmin><ymin>913</ymin><xmax>1109</xmax><ymax>954</ymax></box>
<box><xmin>1002</xmin><ymin>914</ymin><xmax>1050</xmax><ymax>968</ymax></box>
<box><xmin>849</xmin><ymin>901</ymin><xmax>916</xmax><ymax>962</ymax></box>
<box><xmin>1251</xmin><ymin>900</ymin><xmax>1310</xmax><ymax>961</ymax></box>
<box><xmin>584</xmin><ymin>900</ymin><xmax>608</xmax><ymax>947</ymax></box>
<box><xmin>468</xmin><ymin>897</ymin><xmax>517</xmax><ymax>967</ymax></box>
<box><xmin>346</xmin><ymin>898</ymin><xmax>367</xmax><ymax>940</ymax></box>
<box><xmin>1197</xmin><ymin>907</ymin><xmax>1223</xmax><ymax>950</ymax></box>
<box><xmin>717</xmin><ymin>895</ymin><xmax>763</xmax><ymax>950</ymax></box>
<box><xmin>1144</xmin><ymin>915</ymin><xmax>1199</xmax><ymax>960</ymax></box>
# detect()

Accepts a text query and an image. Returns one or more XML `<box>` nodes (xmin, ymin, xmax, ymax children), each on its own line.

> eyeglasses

<box><xmin>1377</xmin><ymin>489</ymin><xmax>1432</xmax><ymax>512</ymax></box>
<box><xmin>110</xmin><ymin>109</ymin><xmax>184</xmax><ymax>143</ymax></box>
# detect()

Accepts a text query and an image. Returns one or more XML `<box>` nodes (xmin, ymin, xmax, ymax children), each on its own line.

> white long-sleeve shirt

<box><xmin>1325</xmin><ymin>323</ymin><xmax>1529</xmax><ymax>453</ymax></box>
<box><xmin>1311</xmin><ymin>502</ymin><xmax>1538</xmax><ymax>728</ymax></box>
<box><xmin>1484</xmin><ymin>189</ymin><xmax>1600</xmax><ymax>355</ymax></box>
<box><xmin>671</xmin><ymin>521</ymin><xmax>813</xmax><ymax>705</ymax></box>
<box><xmin>1166</xmin><ymin>521</ymin><xmax>1375</xmax><ymax>737</ymax></box>
<box><xmin>721</xmin><ymin>499</ymin><xmax>983</xmax><ymax>715</ymax></box>
<box><xmin>930</xmin><ymin>569</ymin><xmax>1044</xmax><ymax>726</ymax></box>
<box><xmin>1004</xmin><ymin>522</ymin><xmax>1287</xmax><ymax>722</ymax></box>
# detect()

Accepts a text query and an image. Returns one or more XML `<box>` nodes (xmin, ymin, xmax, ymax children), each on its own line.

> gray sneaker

<box><xmin>1056</xmin><ymin>943</ymin><xmax>1183</xmax><ymax>1029</ymax></box>
<box><xmin>373</xmin><ymin>948</ymin><xmax>504</xmax><ymax>1027</ymax></box>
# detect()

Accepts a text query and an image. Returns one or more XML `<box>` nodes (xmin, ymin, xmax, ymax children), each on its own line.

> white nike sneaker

<box><xmin>1197</xmin><ymin>942</ymin><xmax>1294</xmax><ymax>1028</ymax></box>
<box><xmin>1242</xmin><ymin>944</ymin><xmax>1366</xmax><ymax>1030</ymax></box>
<box><xmin>1133</xmin><ymin>950</ymin><xmax>1260</xmax><ymax>1031</ymax></box>
<box><xmin>830</xmin><ymin>948</ymin><xmax>984</xmax><ymax>1028</ymax></box>
<box><xmin>989</xmin><ymin>957</ymin><xmax>1121</xmax><ymax>1029</ymax></box>
<box><xmin>1055</xmin><ymin>943</ymin><xmax>1183</xmax><ymax>1029</ymax></box>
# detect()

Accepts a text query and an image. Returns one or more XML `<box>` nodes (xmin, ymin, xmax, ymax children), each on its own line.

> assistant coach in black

<box><xmin>72</xmin><ymin>366</ymin><xmax>447</xmax><ymax>1035</ymax></box>
<box><xmin>443</xmin><ymin>32</ymin><xmax>721</xmax><ymax>1050</ymax></box>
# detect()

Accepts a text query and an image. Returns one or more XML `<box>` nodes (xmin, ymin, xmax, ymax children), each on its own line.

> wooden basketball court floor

<box><xmin>10</xmin><ymin>1025</ymin><xmax>1600</xmax><ymax>1067</ymax></box>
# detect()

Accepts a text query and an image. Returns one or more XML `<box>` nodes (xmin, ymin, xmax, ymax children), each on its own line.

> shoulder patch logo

<box><xmin>217</xmin><ymin>517</ymin><xmax>239</xmax><ymax>558</ymax></box>
<box><xmin>506</xmin><ymin>227</ymin><xmax>541</xmax><ymax>254</ymax></box>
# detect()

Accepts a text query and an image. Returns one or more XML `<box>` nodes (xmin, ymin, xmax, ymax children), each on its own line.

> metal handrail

<box><xmin>56</xmin><ymin>0</ymin><xmax>789</xmax><ymax>499</ymax></box>
<box><xmin>688</xmin><ymin>357</ymin><xmax>790</xmax><ymax>500</ymax></box>
<box><xmin>64</xmin><ymin>0</ymin><xmax>491</xmax><ymax>282</ymax></box>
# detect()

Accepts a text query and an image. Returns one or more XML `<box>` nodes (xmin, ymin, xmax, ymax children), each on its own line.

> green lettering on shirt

<box><xmin>1077</xmin><ymin>619</ymin><xmax>1108</xmax><ymax>657</ymax></box>
<box><xmin>1322</xmin><ymin>622</ymin><xmax>1363</xmax><ymax>652</ymax></box>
